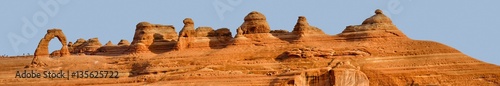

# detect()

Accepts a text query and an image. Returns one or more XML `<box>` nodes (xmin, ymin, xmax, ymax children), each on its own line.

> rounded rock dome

<box><xmin>362</xmin><ymin>9</ymin><xmax>392</xmax><ymax>24</ymax></box>
<box><xmin>244</xmin><ymin>11</ymin><xmax>267</xmax><ymax>21</ymax></box>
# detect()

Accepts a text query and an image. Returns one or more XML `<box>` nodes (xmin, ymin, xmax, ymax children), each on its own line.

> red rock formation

<box><xmin>175</xmin><ymin>18</ymin><xmax>197</xmax><ymax>50</ymax></box>
<box><xmin>332</xmin><ymin>61</ymin><xmax>369</xmax><ymax>86</ymax></box>
<box><xmin>232</xmin><ymin>27</ymin><xmax>251</xmax><ymax>45</ymax></box>
<box><xmin>131</xmin><ymin>22</ymin><xmax>178</xmax><ymax>46</ymax></box>
<box><xmin>72</xmin><ymin>38</ymin><xmax>86</xmax><ymax>47</ymax></box>
<box><xmin>338</xmin><ymin>9</ymin><xmax>407</xmax><ymax>40</ymax></box>
<box><xmin>30</xmin><ymin>29</ymin><xmax>70</xmax><ymax>67</ymax></box>
<box><xmin>214</xmin><ymin>28</ymin><xmax>233</xmax><ymax>42</ymax></box>
<box><xmin>129</xmin><ymin>43</ymin><xmax>151</xmax><ymax>54</ymax></box>
<box><xmin>286</xmin><ymin>48</ymin><xmax>335</xmax><ymax>58</ymax></box>
<box><xmin>105</xmin><ymin>41</ymin><xmax>114</xmax><ymax>46</ymax></box>
<box><xmin>292</xmin><ymin>16</ymin><xmax>325</xmax><ymax>36</ymax></box>
<box><xmin>69</xmin><ymin>38</ymin><xmax>86</xmax><ymax>53</ymax></box>
<box><xmin>179</xmin><ymin>18</ymin><xmax>196</xmax><ymax>37</ymax></box>
<box><xmin>131</xmin><ymin>22</ymin><xmax>155</xmax><ymax>46</ymax></box>
<box><xmin>240</xmin><ymin>11</ymin><xmax>271</xmax><ymax>34</ymax></box>
<box><xmin>129</xmin><ymin>21</ymin><xmax>178</xmax><ymax>53</ymax></box>
<box><xmin>33</xmin><ymin>29</ymin><xmax>70</xmax><ymax>57</ymax></box>
<box><xmin>270</xmin><ymin>29</ymin><xmax>289</xmax><ymax>33</ymax></box>
<box><xmin>72</xmin><ymin>38</ymin><xmax>102</xmax><ymax>54</ymax></box>
<box><xmin>186</xmin><ymin>27</ymin><xmax>234</xmax><ymax>49</ymax></box>
<box><xmin>117</xmin><ymin>39</ymin><xmax>130</xmax><ymax>46</ymax></box>
<box><xmin>17</xmin><ymin>10</ymin><xmax>500</xmax><ymax>86</ymax></box>
<box><xmin>96</xmin><ymin>39</ymin><xmax>130</xmax><ymax>55</ymax></box>
<box><xmin>195</xmin><ymin>27</ymin><xmax>215</xmax><ymax>37</ymax></box>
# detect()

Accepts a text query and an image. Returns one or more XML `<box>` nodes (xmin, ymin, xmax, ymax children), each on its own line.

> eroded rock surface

<box><xmin>239</xmin><ymin>11</ymin><xmax>271</xmax><ymax>34</ymax></box>
<box><xmin>339</xmin><ymin>9</ymin><xmax>408</xmax><ymax>40</ymax></box>
<box><xmin>30</xmin><ymin>29</ymin><xmax>70</xmax><ymax>67</ymax></box>
<box><xmin>105</xmin><ymin>41</ymin><xmax>114</xmax><ymax>46</ymax></box>
<box><xmin>292</xmin><ymin>16</ymin><xmax>325</xmax><ymax>36</ymax></box>
<box><xmin>286</xmin><ymin>48</ymin><xmax>335</xmax><ymax>58</ymax></box>
<box><xmin>332</xmin><ymin>61</ymin><xmax>369</xmax><ymax>86</ymax></box>
<box><xmin>131</xmin><ymin>22</ymin><xmax>178</xmax><ymax>46</ymax></box>
<box><xmin>17</xmin><ymin>9</ymin><xmax>500</xmax><ymax>86</ymax></box>
<box><xmin>175</xmin><ymin>18</ymin><xmax>197</xmax><ymax>50</ymax></box>
<box><xmin>72</xmin><ymin>38</ymin><xmax>102</xmax><ymax>54</ymax></box>
<box><xmin>118</xmin><ymin>39</ymin><xmax>130</xmax><ymax>46</ymax></box>
<box><xmin>34</xmin><ymin>29</ymin><xmax>70</xmax><ymax>57</ymax></box>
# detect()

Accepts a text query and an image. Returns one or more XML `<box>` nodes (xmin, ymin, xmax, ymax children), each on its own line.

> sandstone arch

<box><xmin>34</xmin><ymin>29</ymin><xmax>70</xmax><ymax>57</ymax></box>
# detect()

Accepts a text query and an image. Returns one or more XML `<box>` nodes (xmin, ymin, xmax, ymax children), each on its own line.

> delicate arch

<box><xmin>33</xmin><ymin>29</ymin><xmax>70</xmax><ymax>57</ymax></box>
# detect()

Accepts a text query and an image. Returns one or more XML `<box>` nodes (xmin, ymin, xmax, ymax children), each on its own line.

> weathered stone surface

<box><xmin>49</xmin><ymin>50</ymin><xmax>62</xmax><ymax>57</ymax></box>
<box><xmin>129</xmin><ymin>43</ymin><xmax>151</xmax><ymax>54</ymax></box>
<box><xmin>131</xmin><ymin>22</ymin><xmax>177</xmax><ymax>47</ymax></box>
<box><xmin>179</xmin><ymin>18</ymin><xmax>196</xmax><ymax>37</ymax></box>
<box><xmin>72</xmin><ymin>38</ymin><xmax>86</xmax><ymax>47</ymax></box>
<box><xmin>239</xmin><ymin>11</ymin><xmax>271</xmax><ymax>34</ymax></box>
<box><xmin>73</xmin><ymin>38</ymin><xmax>102</xmax><ymax>54</ymax></box>
<box><xmin>33</xmin><ymin>29</ymin><xmax>70</xmax><ymax>57</ymax></box>
<box><xmin>96</xmin><ymin>40</ymin><xmax>129</xmax><ymax>55</ymax></box>
<box><xmin>17</xmin><ymin>10</ymin><xmax>500</xmax><ymax>86</ymax></box>
<box><xmin>31</xmin><ymin>29</ymin><xmax>70</xmax><ymax>67</ymax></box>
<box><xmin>332</xmin><ymin>61</ymin><xmax>369</xmax><ymax>86</ymax></box>
<box><xmin>131</xmin><ymin>22</ymin><xmax>154</xmax><ymax>46</ymax></box>
<box><xmin>117</xmin><ymin>39</ymin><xmax>130</xmax><ymax>46</ymax></box>
<box><xmin>339</xmin><ymin>9</ymin><xmax>407</xmax><ymax>39</ymax></box>
<box><xmin>67</xmin><ymin>41</ymin><xmax>73</xmax><ymax>47</ymax></box>
<box><xmin>292</xmin><ymin>16</ymin><xmax>325</xmax><ymax>36</ymax></box>
<box><xmin>105</xmin><ymin>41</ymin><xmax>114</xmax><ymax>46</ymax></box>
<box><xmin>175</xmin><ymin>18</ymin><xmax>197</xmax><ymax>50</ymax></box>
<box><xmin>270</xmin><ymin>29</ymin><xmax>289</xmax><ymax>33</ymax></box>
<box><xmin>129</xmin><ymin>21</ymin><xmax>178</xmax><ymax>54</ymax></box>
<box><xmin>214</xmin><ymin>28</ymin><xmax>232</xmax><ymax>37</ymax></box>
<box><xmin>195</xmin><ymin>27</ymin><xmax>215</xmax><ymax>37</ymax></box>
<box><xmin>286</xmin><ymin>48</ymin><xmax>335</xmax><ymax>58</ymax></box>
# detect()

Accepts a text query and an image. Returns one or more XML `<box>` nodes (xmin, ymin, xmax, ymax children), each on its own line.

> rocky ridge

<box><xmin>19</xmin><ymin>9</ymin><xmax>500</xmax><ymax>86</ymax></box>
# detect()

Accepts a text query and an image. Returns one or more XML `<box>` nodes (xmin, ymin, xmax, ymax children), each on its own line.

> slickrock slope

<box><xmin>1</xmin><ymin>9</ymin><xmax>499</xmax><ymax>86</ymax></box>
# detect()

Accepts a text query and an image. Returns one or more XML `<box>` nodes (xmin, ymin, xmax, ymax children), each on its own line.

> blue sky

<box><xmin>1</xmin><ymin>0</ymin><xmax>499</xmax><ymax>65</ymax></box>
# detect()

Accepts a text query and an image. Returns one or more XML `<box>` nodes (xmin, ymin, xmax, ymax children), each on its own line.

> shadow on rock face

<box><xmin>129</xmin><ymin>61</ymin><xmax>151</xmax><ymax>77</ymax></box>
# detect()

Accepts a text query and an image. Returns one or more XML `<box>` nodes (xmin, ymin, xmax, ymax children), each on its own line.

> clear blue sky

<box><xmin>1</xmin><ymin>0</ymin><xmax>499</xmax><ymax>65</ymax></box>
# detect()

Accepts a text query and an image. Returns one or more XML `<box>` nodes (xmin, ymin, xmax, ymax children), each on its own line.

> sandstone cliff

<box><xmin>19</xmin><ymin>9</ymin><xmax>500</xmax><ymax>86</ymax></box>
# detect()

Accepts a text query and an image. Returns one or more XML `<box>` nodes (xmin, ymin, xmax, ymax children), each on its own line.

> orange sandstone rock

<box><xmin>117</xmin><ymin>39</ymin><xmax>130</xmax><ymax>46</ymax></box>
<box><xmin>105</xmin><ymin>41</ymin><xmax>114</xmax><ymax>46</ymax></box>
<box><xmin>292</xmin><ymin>16</ymin><xmax>325</xmax><ymax>36</ymax></box>
<box><xmin>239</xmin><ymin>11</ymin><xmax>271</xmax><ymax>34</ymax></box>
